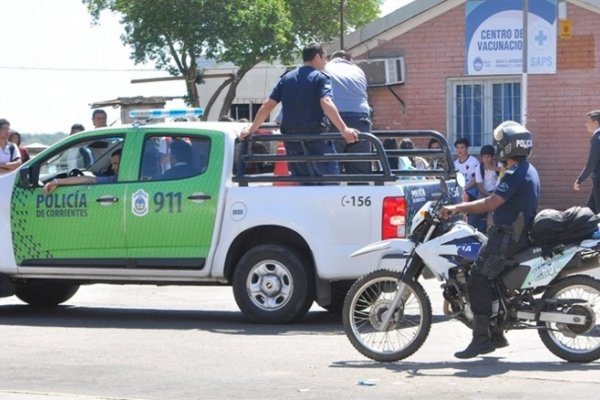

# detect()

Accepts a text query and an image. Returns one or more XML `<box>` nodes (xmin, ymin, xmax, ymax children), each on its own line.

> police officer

<box><xmin>239</xmin><ymin>42</ymin><xmax>358</xmax><ymax>180</ymax></box>
<box><xmin>440</xmin><ymin>121</ymin><xmax>540</xmax><ymax>359</ymax></box>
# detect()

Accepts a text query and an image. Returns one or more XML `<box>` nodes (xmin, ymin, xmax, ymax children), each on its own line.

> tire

<box><xmin>538</xmin><ymin>275</ymin><xmax>600</xmax><ymax>363</ymax></box>
<box><xmin>16</xmin><ymin>281</ymin><xmax>80</xmax><ymax>306</ymax></box>
<box><xmin>232</xmin><ymin>244</ymin><xmax>314</xmax><ymax>324</ymax></box>
<box><xmin>342</xmin><ymin>269</ymin><xmax>432</xmax><ymax>362</ymax></box>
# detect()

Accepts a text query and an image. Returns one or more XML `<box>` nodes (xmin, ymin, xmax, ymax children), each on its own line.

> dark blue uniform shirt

<box><xmin>270</xmin><ymin>66</ymin><xmax>332</xmax><ymax>133</ymax></box>
<box><xmin>493</xmin><ymin>161</ymin><xmax>540</xmax><ymax>227</ymax></box>
<box><xmin>577</xmin><ymin>128</ymin><xmax>600</xmax><ymax>183</ymax></box>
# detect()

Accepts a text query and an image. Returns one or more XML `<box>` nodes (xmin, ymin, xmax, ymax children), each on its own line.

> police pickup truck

<box><xmin>0</xmin><ymin>109</ymin><xmax>459</xmax><ymax>323</ymax></box>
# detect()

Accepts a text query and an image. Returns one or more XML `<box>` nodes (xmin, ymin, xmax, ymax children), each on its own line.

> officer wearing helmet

<box><xmin>440</xmin><ymin>121</ymin><xmax>540</xmax><ymax>359</ymax></box>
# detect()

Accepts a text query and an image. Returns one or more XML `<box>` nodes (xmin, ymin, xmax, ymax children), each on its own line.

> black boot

<box><xmin>490</xmin><ymin>322</ymin><xmax>509</xmax><ymax>349</ymax></box>
<box><xmin>491</xmin><ymin>331</ymin><xmax>509</xmax><ymax>349</ymax></box>
<box><xmin>455</xmin><ymin>315</ymin><xmax>496</xmax><ymax>359</ymax></box>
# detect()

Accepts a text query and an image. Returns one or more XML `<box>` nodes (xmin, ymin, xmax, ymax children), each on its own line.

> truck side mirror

<box><xmin>18</xmin><ymin>165</ymin><xmax>40</xmax><ymax>188</ymax></box>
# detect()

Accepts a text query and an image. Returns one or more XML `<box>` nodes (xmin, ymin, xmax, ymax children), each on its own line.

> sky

<box><xmin>0</xmin><ymin>0</ymin><xmax>411</xmax><ymax>135</ymax></box>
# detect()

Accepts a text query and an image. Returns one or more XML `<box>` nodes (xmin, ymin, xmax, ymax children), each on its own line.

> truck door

<box><xmin>11</xmin><ymin>135</ymin><xmax>127</xmax><ymax>267</ymax></box>
<box><xmin>124</xmin><ymin>132</ymin><xmax>223</xmax><ymax>269</ymax></box>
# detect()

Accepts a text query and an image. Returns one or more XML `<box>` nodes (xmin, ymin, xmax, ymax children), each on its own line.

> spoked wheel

<box><xmin>538</xmin><ymin>275</ymin><xmax>600</xmax><ymax>362</ymax></box>
<box><xmin>342</xmin><ymin>269</ymin><xmax>432</xmax><ymax>362</ymax></box>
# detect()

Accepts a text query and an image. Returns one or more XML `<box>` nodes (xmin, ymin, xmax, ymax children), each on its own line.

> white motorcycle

<box><xmin>342</xmin><ymin>181</ymin><xmax>600</xmax><ymax>362</ymax></box>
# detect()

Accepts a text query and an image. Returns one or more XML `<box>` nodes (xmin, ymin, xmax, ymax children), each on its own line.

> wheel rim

<box><xmin>545</xmin><ymin>284</ymin><xmax>600</xmax><ymax>354</ymax></box>
<box><xmin>349</xmin><ymin>276</ymin><xmax>424</xmax><ymax>355</ymax></box>
<box><xmin>246</xmin><ymin>259</ymin><xmax>293</xmax><ymax>312</ymax></box>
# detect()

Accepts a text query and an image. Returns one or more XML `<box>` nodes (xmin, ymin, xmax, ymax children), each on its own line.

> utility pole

<box><xmin>340</xmin><ymin>0</ymin><xmax>345</xmax><ymax>49</ymax></box>
<box><xmin>522</xmin><ymin>0</ymin><xmax>529</xmax><ymax>127</ymax></box>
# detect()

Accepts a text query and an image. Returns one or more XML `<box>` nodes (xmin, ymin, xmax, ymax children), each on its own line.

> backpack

<box><xmin>529</xmin><ymin>206</ymin><xmax>600</xmax><ymax>246</ymax></box>
<box><xmin>8</xmin><ymin>143</ymin><xmax>17</xmax><ymax>161</ymax></box>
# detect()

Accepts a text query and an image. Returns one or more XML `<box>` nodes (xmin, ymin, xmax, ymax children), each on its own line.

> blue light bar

<box><xmin>129</xmin><ymin>108</ymin><xmax>204</xmax><ymax>120</ymax></box>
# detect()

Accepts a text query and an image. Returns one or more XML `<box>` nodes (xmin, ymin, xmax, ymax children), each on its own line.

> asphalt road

<box><xmin>1</xmin><ymin>276</ymin><xmax>599</xmax><ymax>400</ymax></box>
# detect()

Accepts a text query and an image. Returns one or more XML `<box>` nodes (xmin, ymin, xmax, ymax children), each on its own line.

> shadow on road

<box><xmin>0</xmin><ymin>303</ymin><xmax>449</xmax><ymax>334</ymax></box>
<box><xmin>0</xmin><ymin>304</ymin><xmax>348</xmax><ymax>335</ymax></box>
<box><xmin>332</xmin><ymin>357</ymin><xmax>600</xmax><ymax>377</ymax></box>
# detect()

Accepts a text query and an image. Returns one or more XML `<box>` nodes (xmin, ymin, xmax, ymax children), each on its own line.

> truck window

<box><xmin>39</xmin><ymin>136</ymin><xmax>124</xmax><ymax>182</ymax></box>
<box><xmin>139</xmin><ymin>134</ymin><xmax>210</xmax><ymax>181</ymax></box>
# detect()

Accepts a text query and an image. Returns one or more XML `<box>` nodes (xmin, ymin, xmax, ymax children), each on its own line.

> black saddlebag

<box><xmin>529</xmin><ymin>206</ymin><xmax>600</xmax><ymax>246</ymax></box>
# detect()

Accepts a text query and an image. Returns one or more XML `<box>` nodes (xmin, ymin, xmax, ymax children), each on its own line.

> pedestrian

<box><xmin>574</xmin><ymin>110</ymin><xmax>600</xmax><ymax>213</ymax></box>
<box><xmin>325</xmin><ymin>50</ymin><xmax>372</xmax><ymax>176</ymax></box>
<box><xmin>66</xmin><ymin>123</ymin><xmax>93</xmax><ymax>168</ymax></box>
<box><xmin>454</xmin><ymin>137</ymin><xmax>483</xmax><ymax>227</ymax></box>
<box><xmin>475</xmin><ymin>144</ymin><xmax>501</xmax><ymax>230</ymax></box>
<box><xmin>92</xmin><ymin>109</ymin><xmax>108</xmax><ymax>128</ymax></box>
<box><xmin>441</xmin><ymin>121</ymin><xmax>539</xmax><ymax>359</ymax></box>
<box><xmin>0</xmin><ymin>118</ymin><xmax>22</xmax><ymax>174</ymax></box>
<box><xmin>8</xmin><ymin>129</ymin><xmax>30</xmax><ymax>163</ymax></box>
<box><xmin>400</xmin><ymin>138</ymin><xmax>429</xmax><ymax>170</ymax></box>
<box><xmin>239</xmin><ymin>42</ymin><xmax>358</xmax><ymax>182</ymax></box>
<box><xmin>428</xmin><ymin>138</ymin><xmax>446</xmax><ymax>171</ymax></box>
<box><xmin>454</xmin><ymin>137</ymin><xmax>482</xmax><ymax>201</ymax></box>
<box><xmin>70</xmin><ymin>123</ymin><xmax>85</xmax><ymax>135</ymax></box>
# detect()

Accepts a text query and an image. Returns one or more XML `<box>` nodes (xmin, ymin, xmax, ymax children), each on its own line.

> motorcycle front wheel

<box><xmin>342</xmin><ymin>269</ymin><xmax>432</xmax><ymax>362</ymax></box>
<box><xmin>538</xmin><ymin>275</ymin><xmax>600</xmax><ymax>363</ymax></box>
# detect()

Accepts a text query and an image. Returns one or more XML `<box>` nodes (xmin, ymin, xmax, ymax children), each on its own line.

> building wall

<box><xmin>359</xmin><ymin>2</ymin><xmax>600</xmax><ymax>210</ymax></box>
<box><xmin>196</xmin><ymin>63</ymin><xmax>286</xmax><ymax>121</ymax></box>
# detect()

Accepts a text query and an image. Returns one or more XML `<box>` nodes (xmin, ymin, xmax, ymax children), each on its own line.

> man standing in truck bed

<box><xmin>239</xmin><ymin>42</ymin><xmax>358</xmax><ymax>179</ymax></box>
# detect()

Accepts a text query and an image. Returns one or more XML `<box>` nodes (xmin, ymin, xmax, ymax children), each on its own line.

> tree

<box><xmin>83</xmin><ymin>0</ymin><xmax>381</xmax><ymax>119</ymax></box>
<box><xmin>289</xmin><ymin>0</ymin><xmax>382</xmax><ymax>44</ymax></box>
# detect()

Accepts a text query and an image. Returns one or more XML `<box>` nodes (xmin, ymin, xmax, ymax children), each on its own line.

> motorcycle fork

<box><xmin>379</xmin><ymin>251</ymin><xmax>425</xmax><ymax>330</ymax></box>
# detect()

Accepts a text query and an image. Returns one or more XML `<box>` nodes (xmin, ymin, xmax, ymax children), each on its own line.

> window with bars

<box><xmin>449</xmin><ymin>78</ymin><xmax>521</xmax><ymax>149</ymax></box>
<box><xmin>230</xmin><ymin>103</ymin><xmax>262</xmax><ymax>121</ymax></box>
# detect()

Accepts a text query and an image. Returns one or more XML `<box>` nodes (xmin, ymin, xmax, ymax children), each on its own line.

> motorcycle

<box><xmin>342</xmin><ymin>180</ymin><xmax>600</xmax><ymax>362</ymax></box>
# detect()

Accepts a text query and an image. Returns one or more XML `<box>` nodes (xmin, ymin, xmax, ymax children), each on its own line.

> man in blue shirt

<box><xmin>574</xmin><ymin>110</ymin><xmax>600</xmax><ymax>213</ymax></box>
<box><xmin>325</xmin><ymin>50</ymin><xmax>372</xmax><ymax>175</ymax></box>
<box><xmin>43</xmin><ymin>149</ymin><xmax>121</xmax><ymax>194</ymax></box>
<box><xmin>239</xmin><ymin>43</ymin><xmax>358</xmax><ymax>179</ymax></box>
<box><xmin>441</xmin><ymin>121</ymin><xmax>540</xmax><ymax>359</ymax></box>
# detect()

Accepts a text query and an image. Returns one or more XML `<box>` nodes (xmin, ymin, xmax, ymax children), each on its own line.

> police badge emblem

<box><xmin>132</xmin><ymin>189</ymin><xmax>149</xmax><ymax>217</ymax></box>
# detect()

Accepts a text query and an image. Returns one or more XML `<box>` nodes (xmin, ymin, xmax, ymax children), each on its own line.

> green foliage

<box><xmin>82</xmin><ymin>0</ymin><xmax>382</xmax><ymax>115</ymax></box>
<box><xmin>289</xmin><ymin>0</ymin><xmax>382</xmax><ymax>43</ymax></box>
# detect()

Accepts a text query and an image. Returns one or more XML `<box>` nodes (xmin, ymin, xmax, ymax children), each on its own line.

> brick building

<box><xmin>336</xmin><ymin>0</ymin><xmax>600</xmax><ymax>210</ymax></box>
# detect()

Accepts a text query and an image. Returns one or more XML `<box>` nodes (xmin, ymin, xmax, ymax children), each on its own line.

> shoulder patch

<box><xmin>504</xmin><ymin>164</ymin><xmax>518</xmax><ymax>175</ymax></box>
<box><xmin>497</xmin><ymin>182</ymin><xmax>509</xmax><ymax>192</ymax></box>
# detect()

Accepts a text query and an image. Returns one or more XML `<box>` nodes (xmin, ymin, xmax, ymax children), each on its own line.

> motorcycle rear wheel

<box><xmin>538</xmin><ymin>275</ymin><xmax>600</xmax><ymax>363</ymax></box>
<box><xmin>342</xmin><ymin>269</ymin><xmax>432</xmax><ymax>362</ymax></box>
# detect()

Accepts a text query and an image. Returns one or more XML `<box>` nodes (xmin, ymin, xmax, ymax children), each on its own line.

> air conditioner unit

<box><xmin>356</xmin><ymin>57</ymin><xmax>405</xmax><ymax>87</ymax></box>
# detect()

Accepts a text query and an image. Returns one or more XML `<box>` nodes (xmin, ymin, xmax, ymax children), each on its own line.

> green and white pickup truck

<box><xmin>0</xmin><ymin>113</ymin><xmax>459</xmax><ymax>323</ymax></box>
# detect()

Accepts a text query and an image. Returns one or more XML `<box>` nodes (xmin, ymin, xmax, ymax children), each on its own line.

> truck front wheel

<box><xmin>233</xmin><ymin>244</ymin><xmax>314</xmax><ymax>324</ymax></box>
<box><xmin>15</xmin><ymin>281</ymin><xmax>80</xmax><ymax>306</ymax></box>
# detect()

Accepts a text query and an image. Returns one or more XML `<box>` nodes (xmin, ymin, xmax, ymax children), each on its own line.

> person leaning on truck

<box><xmin>239</xmin><ymin>42</ymin><xmax>358</xmax><ymax>179</ymax></box>
<box><xmin>325</xmin><ymin>50</ymin><xmax>372</xmax><ymax>175</ymax></box>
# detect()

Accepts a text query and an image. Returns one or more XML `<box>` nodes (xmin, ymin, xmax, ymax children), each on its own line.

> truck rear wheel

<box><xmin>16</xmin><ymin>281</ymin><xmax>80</xmax><ymax>306</ymax></box>
<box><xmin>233</xmin><ymin>244</ymin><xmax>314</xmax><ymax>324</ymax></box>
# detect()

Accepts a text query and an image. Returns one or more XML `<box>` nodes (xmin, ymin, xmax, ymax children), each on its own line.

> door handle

<box><xmin>187</xmin><ymin>193</ymin><xmax>211</xmax><ymax>203</ymax></box>
<box><xmin>96</xmin><ymin>195</ymin><xmax>119</xmax><ymax>205</ymax></box>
